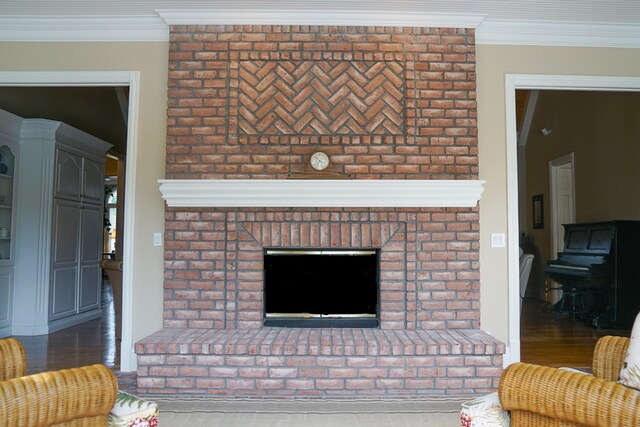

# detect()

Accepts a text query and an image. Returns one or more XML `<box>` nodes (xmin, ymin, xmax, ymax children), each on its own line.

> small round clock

<box><xmin>310</xmin><ymin>151</ymin><xmax>330</xmax><ymax>171</ymax></box>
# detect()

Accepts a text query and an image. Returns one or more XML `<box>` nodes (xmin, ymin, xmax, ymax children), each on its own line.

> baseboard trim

<box><xmin>48</xmin><ymin>309</ymin><xmax>103</xmax><ymax>334</ymax></box>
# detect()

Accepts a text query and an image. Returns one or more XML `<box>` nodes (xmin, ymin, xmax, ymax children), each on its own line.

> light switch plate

<box><xmin>153</xmin><ymin>232</ymin><xmax>163</xmax><ymax>247</ymax></box>
<box><xmin>490</xmin><ymin>233</ymin><xmax>506</xmax><ymax>248</ymax></box>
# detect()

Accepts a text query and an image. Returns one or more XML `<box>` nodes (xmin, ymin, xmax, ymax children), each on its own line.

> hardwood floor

<box><xmin>9</xmin><ymin>286</ymin><xmax>631</xmax><ymax>380</ymax></box>
<box><xmin>12</xmin><ymin>280</ymin><xmax>119</xmax><ymax>374</ymax></box>
<box><xmin>520</xmin><ymin>298</ymin><xmax>629</xmax><ymax>368</ymax></box>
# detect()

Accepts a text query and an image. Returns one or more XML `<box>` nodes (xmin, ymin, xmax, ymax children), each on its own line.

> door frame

<box><xmin>549</xmin><ymin>153</ymin><xmax>576</xmax><ymax>258</ymax></box>
<box><xmin>0</xmin><ymin>71</ymin><xmax>140</xmax><ymax>371</ymax></box>
<box><xmin>505</xmin><ymin>74</ymin><xmax>640</xmax><ymax>364</ymax></box>
<box><xmin>547</xmin><ymin>153</ymin><xmax>576</xmax><ymax>304</ymax></box>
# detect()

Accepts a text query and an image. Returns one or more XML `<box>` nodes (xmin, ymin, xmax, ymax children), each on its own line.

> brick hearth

<box><xmin>136</xmin><ymin>328</ymin><xmax>503</xmax><ymax>396</ymax></box>
<box><xmin>137</xmin><ymin>24</ymin><xmax>505</xmax><ymax>398</ymax></box>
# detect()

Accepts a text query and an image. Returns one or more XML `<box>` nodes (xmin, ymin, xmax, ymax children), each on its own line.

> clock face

<box><xmin>310</xmin><ymin>151</ymin><xmax>330</xmax><ymax>171</ymax></box>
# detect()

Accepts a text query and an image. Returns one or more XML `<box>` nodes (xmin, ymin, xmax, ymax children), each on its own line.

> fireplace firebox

<box><xmin>264</xmin><ymin>249</ymin><xmax>379</xmax><ymax>327</ymax></box>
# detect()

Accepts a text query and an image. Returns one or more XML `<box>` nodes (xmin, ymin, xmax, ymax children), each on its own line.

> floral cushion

<box><xmin>109</xmin><ymin>391</ymin><xmax>158</xmax><ymax>427</ymax></box>
<box><xmin>460</xmin><ymin>391</ymin><xmax>510</xmax><ymax>427</ymax></box>
<box><xmin>619</xmin><ymin>312</ymin><xmax>640</xmax><ymax>390</ymax></box>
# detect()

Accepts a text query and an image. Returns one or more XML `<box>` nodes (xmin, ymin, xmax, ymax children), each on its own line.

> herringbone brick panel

<box><xmin>238</xmin><ymin>60</ymin><xmax>405</xmax><ymax>135</ymax></box>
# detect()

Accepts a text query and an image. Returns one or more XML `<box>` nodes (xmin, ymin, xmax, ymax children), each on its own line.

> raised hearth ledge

<box><xmin>158</xmin><ymin>179</ymin><xmax>485</xmax><ymax>208</ymax></box>
<box><xmin>135</xmin><ymin>327</ymin><xmax>505</xmax><ymax>397</ymax></box>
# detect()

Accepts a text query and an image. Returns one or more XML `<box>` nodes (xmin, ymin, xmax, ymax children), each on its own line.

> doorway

<box><xmin>0</xmin><ymin>71</ymin><xmax>139</xmax><ymax>371</ymax></box>
<box><xmin>506</xmin><ymin>75</ymin><xmax>640</xmax><ymax>364</ymax></box>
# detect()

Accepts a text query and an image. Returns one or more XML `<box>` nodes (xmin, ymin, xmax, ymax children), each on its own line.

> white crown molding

<box><xmin>1</xmin><ymin>11</ymin><xmax>639</xmax><ymax>48</ymax></box>
<box><xmin>19</xmin><ymin>119</ymin><xmax>112</xmax><ymax>159</ymax></box>
<box><xmin>476</xmin><ymin>20</ymin><xmax>640</xmax><ymax>48</ymax></box>
<box><xmin>158</xmin><ymin>179</ymin><xmax>485</xmax><ymax>208</ymax></box>
<box><xmin>0</xmin><ymin>15</ymin><xmax>168</xmax><ymax>42</ymax></box>
<box><xmin>155</xmin><ymin>9</ymin><xmax>486</xmax><ymax>29</ymax></box>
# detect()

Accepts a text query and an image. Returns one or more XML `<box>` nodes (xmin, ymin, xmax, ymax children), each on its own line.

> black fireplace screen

<box><xmin>263</xmin><ymin>249</ymin><xmax>379</xmax><ymax>327</ymax></box>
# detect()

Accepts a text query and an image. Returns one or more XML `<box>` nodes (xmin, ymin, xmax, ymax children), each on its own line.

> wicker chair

<box><xmin>499</xmin><ymin>335</ymin><xmax>640</xmax><ymax>426</ymax></box>
<box><xmin>0</xmin><ymin>337</ymin><xmax>118</xmax><ymax>426</ymax></box>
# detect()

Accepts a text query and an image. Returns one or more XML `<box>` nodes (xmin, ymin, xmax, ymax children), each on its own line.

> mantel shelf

<box><xmin>158</xmin><ymin>179</ymin><xmax>485</xmax><ymax>208</ymax></box>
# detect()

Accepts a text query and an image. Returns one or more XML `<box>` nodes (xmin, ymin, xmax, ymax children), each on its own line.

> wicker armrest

<box><xmin>592</xmin><ymin>335</ymin><xmax>630</xmax><ymax>382</ymax></box>
<box><xmin>499</xmin><ymin>362</ymin><xmax>640</xmax><ymax>427</ymax></box>
<box><xmin>0</xmin><ymin>364</ymin><xmax>118</xmax><ymax>427</ymax></box>
<box><xmin>0</xmin><ymin>338</ymin><xmax>27</xmax><ymax>381</ymax></box>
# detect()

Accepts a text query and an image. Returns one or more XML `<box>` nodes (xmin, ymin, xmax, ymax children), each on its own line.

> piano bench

<box><xmin>556</xmin><ymin>288</ymin><xmax>587</xmax><ymax>320</ymax></box>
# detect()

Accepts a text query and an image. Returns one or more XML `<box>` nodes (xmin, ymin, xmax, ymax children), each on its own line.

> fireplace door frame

<box><xmin>263</xmin><ymin>248</ymin><xmax>380</xmax><ymax>328</ymax></box>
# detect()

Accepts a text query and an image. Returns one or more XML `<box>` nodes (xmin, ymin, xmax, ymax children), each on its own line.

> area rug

<box><xmin>155</xmin><ymin>396</ymin><xmax>464</xmax><ymax>426</ymax></box>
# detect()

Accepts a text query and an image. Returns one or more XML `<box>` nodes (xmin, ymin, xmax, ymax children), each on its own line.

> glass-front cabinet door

<box><xmin>0</xmin><ymin>145</ymin><xmax>15</xmax><ymax>261</ymax></box>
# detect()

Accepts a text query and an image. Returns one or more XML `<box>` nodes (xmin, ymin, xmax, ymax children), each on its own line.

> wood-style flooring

<box><xmin>12</xmin><ymin>280</ymin><xmax>119</xmax><ymax>373</ymax></box>
<box><xmin>520</xmin><ymin>298</ymin><xmax>630</xmax><ymax>368</ymax></box>
<box><xmin>10</xmin><ymin>287</ymin><xmax>630</xmax><ymax>378</ymax></box>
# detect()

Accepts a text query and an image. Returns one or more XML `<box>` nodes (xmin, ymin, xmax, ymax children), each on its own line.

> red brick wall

<box><xmin>166</xmin><ymin>25</ymin><xmax>477</xmax><ymax>180</ymax></box>
<box><xmin>163</xmin><ymin>25</ymin><xmax>480</xmax><ymax>331</ymax></box>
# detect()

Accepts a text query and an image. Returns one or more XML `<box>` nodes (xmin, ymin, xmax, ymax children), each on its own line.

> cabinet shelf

<box><xmin>0</xmin><ymin>145</ymin><xmax>13</xmax><ymax>265</ymax></box>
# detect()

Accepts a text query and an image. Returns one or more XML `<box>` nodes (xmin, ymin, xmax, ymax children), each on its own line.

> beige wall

<box><xmin>0</xmin><ymin>42</ymin><xmax>169</xmax><ymax>366</ymax></box>
<box><xmin>476</xmin><ymin>45</ymin><xmax>640</xmax><ymax>350</ymax></box>
<box><xmin>525</xmin><ymin>90</ymin><xmax>640</xmax><ymax>280</ymax></box>
<box><xmin>3</xmin><ymin>40</ymin><xmax>640</xmax><ymax>367</ymax></box>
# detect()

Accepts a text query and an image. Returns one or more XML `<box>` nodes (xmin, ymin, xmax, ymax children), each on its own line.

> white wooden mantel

<box><xmin>158</xmin><ymin>179</ymin><xmax>485</xmax><ymax>208</ymax></box>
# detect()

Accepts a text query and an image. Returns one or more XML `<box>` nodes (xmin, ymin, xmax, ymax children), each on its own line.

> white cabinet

<box><xmin>78</xmin><ymin>203</ymin><xmax>103</xmax><ymax>312</ymax></box>
<box><xmin>50</xmin><ymin>199</ymin><xmax>103</xmax><ymax>319</ymax></box>
<box><xmin>50</xmin><ymin>156</ymin><xmax>107</xmax><ymax>318</ymax></box>
<box><xmin>54</xmin><ymin>149</ymin><xmax>105</xmax><ymax>205</ymax></box>
<box><xmin>0</xmin><ymin>269</ymin><xmax>13</xmax><ymax>336</ymax></box>
<box><xmin>54</xmin><ymin>149</ymin><xmax>82</xmax><ymax>200</ymax></box>
<box><xmin>0</xmin><ymin>148</ymin><xmax>15</xmax><ymax>262</ymax></box>
<box><xmin>0</xmin><ymin>110</ymin><xmax>20</xmax><ymax>337</ymax></box>
<box><xmin>83</xmin><ymin>158</ymin><xmax>106</xmax><ymax>205</ymax></box>
<box><xmin>50</xmin><ymin>199</ymin><xmax>80</xmax><ymax>320</ymax></box>
<box><xmin>11</xmin><ymin>117</ymin><xmax>111</xmax><ymax>335</ymax></box>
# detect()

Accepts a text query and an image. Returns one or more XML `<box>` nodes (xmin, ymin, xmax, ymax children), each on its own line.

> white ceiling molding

<box><xmin>155</xmin><ymin>9</ymin><xmax>486</xmax><ymax>29</ymax></box>
<box><xmin>476</xmin><ymin>20</ymin><xmax>640</xmax><ymax>48</ymax></box>
<box><xmin>0</xmin><ymin>16</ymin><xmax>168</xmax><ymax>42</ymax></box>
<box><xmin>158</xmin><ymin>179</ymin><xmax>485</xmax><ymax>208</ymax></box>
<box><xmin>0</xmin><ymin>5</ymin><xmax>639</xmax><ymax>48</ymax></box>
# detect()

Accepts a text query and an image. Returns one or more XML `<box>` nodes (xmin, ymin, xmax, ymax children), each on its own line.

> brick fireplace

<box><xmin>136</xmin><ymin>24</ymin><xmax>505</xmax><ymax>397</ymax></box>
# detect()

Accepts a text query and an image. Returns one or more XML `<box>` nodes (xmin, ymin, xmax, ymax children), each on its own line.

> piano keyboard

<box><xmin>547</xmin><ymin>264</ymin><xmax>589</xmax><ymax>272</ymax></box>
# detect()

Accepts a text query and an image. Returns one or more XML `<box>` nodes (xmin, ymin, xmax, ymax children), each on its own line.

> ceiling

<box><xmin>2</xmin><ymin>1</ymin><xmax>640</xmax><ymax>24</ymax></box>
<box><xmin>0</xmin><ymin>87</ymin><xmax>129</xmax><ymax>156</ymax></box>
<box><xmin>1</xmin><ymin>0</ymin><xmax>640</xmax><ymax>47</ymax></box>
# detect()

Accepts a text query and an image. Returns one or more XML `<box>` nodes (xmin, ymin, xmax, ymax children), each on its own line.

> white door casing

<box><xmin>0</xmin><ymin>71</ymin><xmax>140</xmax><ymax>371</ymax></box>
<box><xmin>505</xmin><ymin>74</ymin><xmax>640</xmax><ymax>366</ymax></box>
<box><xmin>548</xmin><ymin>153</ymin><xmax>576</xmax><ymax>303</ymax></box>
<box><xmin>550</xmin><ymin>153</ymin><xmax>576</xmax><ymax>257</ymax></box>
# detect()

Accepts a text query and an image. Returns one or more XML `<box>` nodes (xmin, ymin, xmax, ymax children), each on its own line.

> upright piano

<box><xmin>545</xmin><ymin>220</ymin><xmax>640</xmax><ymax>329</ymax></box>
